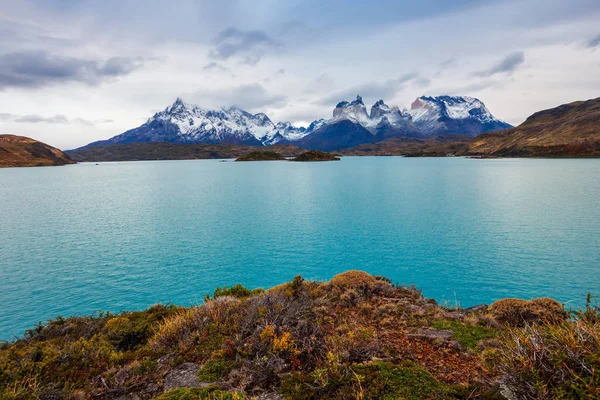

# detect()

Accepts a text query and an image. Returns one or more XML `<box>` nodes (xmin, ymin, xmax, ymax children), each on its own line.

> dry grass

<box><xmin>489</xmin><ymin>298</ymin><xmax>567</xmax><ymax>327</ymax></box>
<box><xmin>489</xmin><ymin>319</ymin><xmax>600</xmax><ymax>399</ymax></box>
<box><xmin>149</xmin><ymin>297</ymin><xmax>240</xmax><ymax>352</ymax></box>
<box><xmin>329</xmin><ymin>270</ymin><xmax>381</xmax><ymax>289</ymax></box>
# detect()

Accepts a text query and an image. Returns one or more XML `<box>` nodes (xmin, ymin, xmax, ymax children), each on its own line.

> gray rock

<box><xmin>465</xmin><ymin>304</ymin><xmax>488</xmax><ymax>313</ymax></box>
<box><xmin>257</xmin><ymin>392</ymin><xmax>284</xmax><ymax>400</ymax></box>
<box><xmin>164</xmin><ymin>363</ymin><xmax>209</xmax><ymax>391</ymax></box>
<box><xmin>407</xmin><ymin>328</ymin><xmax>453</xmax><ymax>340</ymax></box>
<box><xmin>113</xmin><ymin>394</ymin><xmax>142</xmax><ymax>400</ymax></box>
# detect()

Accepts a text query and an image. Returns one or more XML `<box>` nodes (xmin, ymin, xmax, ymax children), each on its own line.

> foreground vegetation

<box><xmin>1</xmin><ymin>271</ymin><xmax>598</xmax><ymax>399</ymax></box>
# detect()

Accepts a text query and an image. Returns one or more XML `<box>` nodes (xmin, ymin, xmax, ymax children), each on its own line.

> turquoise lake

<box><xmin>1</xmin><ymin>157</ymin><xmax>599</xmax><ymax>340</ymax></box>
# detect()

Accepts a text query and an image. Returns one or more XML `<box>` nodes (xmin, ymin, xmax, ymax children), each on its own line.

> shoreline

<box><xmin>2</xmin><ymin>270</ymin><xmax>596</xmax><ymax>399</ymax></box>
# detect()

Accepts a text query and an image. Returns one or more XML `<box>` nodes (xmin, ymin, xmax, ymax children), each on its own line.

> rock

<box><xmin>164</xmin><ymin>363</ymin><xmax>210</xmax><ymax>391</ymax></box>
<box><xmin>257</xmin><ymin>392</ymin><xmax>285</xmax><ymax>400</ymax></box>
<box><xmin>407</xmin><ymin>328</ymin><xmax>453</xmax><ymax>341</ymax></box>
<box><xmin>405</xmin><ymin>304</ymin><xmax>425</xmax><ymax>314</ymax></box>
<box><xmin>113</xmin><ymin>394</ymin><xmax>142</xmax><ymax>400</ymax></box>
<box><xmin>158</xmin><ymin>353</ymin><xmax>176</xmax><ymax>366</ymax></box>
<box><xmin>464</xmin><ymin>304</ymin><xmax>488</xmax><ymax>313</ymax></box>
<box><xmin>445</xmin><ymin>311</ymin><xmax>466</xmax><ymax>320</ymax></box>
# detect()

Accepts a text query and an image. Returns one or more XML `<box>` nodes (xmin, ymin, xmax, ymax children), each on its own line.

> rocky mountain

<box><xmin>408</xmin><ymin>96</ymin><xmax>512</xmax><ymax>137</ymax></box>
<box><xmin>81</xmin><ymin>99</ymin><xmax>295</xmax><ymax>148</ymax></box>
<box><xmin>296</xmin><ymin>119</ymin><xmax>374</xmax><ymax>152</ymax></box>
<box><xmin>0</xmin><ymin>135</ymin><xmax>75</xmax><ymax>167</ymax></box>
<box><xmin>466</xmin><ymin>97</ymin><xmax>600</xmax><ymax>157</ymax></box>
<box><xmin>76</xmin><ymin>95</ymin><xmax>511</xmax><ymax>152</ymax></box>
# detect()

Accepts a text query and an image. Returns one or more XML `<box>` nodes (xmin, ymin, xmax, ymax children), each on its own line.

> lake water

<box><xmin>1</xmin><ymin>157</ymin><xmax>599</xmax><ymax>340</ymax></box>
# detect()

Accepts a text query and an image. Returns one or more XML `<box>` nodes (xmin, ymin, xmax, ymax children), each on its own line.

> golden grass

<box><xmin>489</xmin><ymin>297</ymin><xmax>566</xmax><ymax>327</ymax></box>
<box><xmin>329</xmin><ymin>270</ymin><xmax>381</xmax><ymax>289</ymax></box>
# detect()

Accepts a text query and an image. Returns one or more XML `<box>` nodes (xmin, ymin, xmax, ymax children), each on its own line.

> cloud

<box><xmin>439</xmin><ymin>58</ymin><xmax>457</xmax><ymax>68</ymax></box>
<box><xmin>586</xmin><ymin>34</ymin><xmax>600</xmax><ymax>49</ymax></box>
<box><xmin>317</xmin><ymin>72</ymin><xmax>419</xmax><ymax>105</ymax></box>
<box><xmin>15</xmin><ymin>114</ymin><xmax>69</xmax><ymax>123</ymax></box>
<box><xmin>0</xmin><ymin>51</ymin><xmax>146</xmax><ymax>89</ymax></box>
<box><xmin>187</xmin><ymin>83</ymin><xmax>287</xmax><ymax>110</ymax></box>
<box><xmin>202</xmin><ymin>61</ymin><xmax>227</xmax><ymax>71</ymax></box>
<box><xmin>413</xmin><ymin>77</ymin><xmax>431</xmax><ymax>88</ymax></box>
<box><xmin>475</xmin><ymin>51</ymin><xmax>525</xmax><ymax>77</ymax></box>
<box><xmin>2</xmin><ymin>113</ymin><xmax>113</xmax><ymax>126</ymax></box>
<box><xmin>444</xmin><ymin>80</ymin><xmax>504</xmax><ymax>95</ymax></box>
<box><xmin>208</xmin><ymin>27</ymin><xmax>282</xmax><ymax>66</ymax></box>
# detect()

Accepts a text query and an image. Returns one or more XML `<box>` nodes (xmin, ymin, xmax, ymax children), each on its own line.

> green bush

<box><xmin>280</xmin><ymin>361</ymin><xmax>449</xmax><ymax>400</ymax></box>
<box><xmin>212</xmin><ymin>284</ymin><xmax>263</xmax><ymax>299</ymax></box>
<box><xmin>155</xmin><ymin>387</ymin><xmax>245</xmax><ymax>400</ymax></box>
<box><xmin>198</xmin><ymin>359</ymin><xmax>240</xmax><ymax>382</ymax></box>
<box><xmin>431</xmin><ymin>319</ymin><xmax>499</xmax><ymax>349</ymax></box>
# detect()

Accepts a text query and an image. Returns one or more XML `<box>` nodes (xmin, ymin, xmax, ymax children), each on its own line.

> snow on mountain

<box><xmin>79</xmin><ymin>95</ymin><xmax>511</xmax><ymax>150</ymax></box>
<box><xmin>332</xmin><ymin>95</ymin><xmax>370</xmax><ymax>125</ymax></box>
<box><xmin>369</xmin><ymin>99</ymin><xmax>413</xmax><ymax>127</ymax></box>
<box><xmin>408</xmin><ymin>96</ymin><xmax>512</xmax><ymax>136</ymax></box>
<box><xmin>152</xmin><ymin>98</ymin><xmax>279</xmax><ymax>144</ymax></box>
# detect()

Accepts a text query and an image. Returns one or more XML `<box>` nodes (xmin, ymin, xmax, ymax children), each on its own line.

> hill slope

<box><xmin>0</xmin><ymin>135</ymin><xmax>75</xmax><ymax>167</ymax></box>
<box><xmin>467</xmin><ymin>98</ymin><xmax>600</xmax><ymax>157</ymax></box>
<box><xmin>339</xmin><ymin>135</ymin><xmax>472</xmax><ymax>156</ymax></box>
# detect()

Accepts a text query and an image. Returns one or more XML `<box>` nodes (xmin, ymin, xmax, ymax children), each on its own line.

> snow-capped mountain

<box><xmin>263</xmin><ymin>119</ymin><xmax>327</xmax><ymax>145</ymax></box>
<box><xmin>332</xmin><ymin>95</ymin><xmax>370</xmax><ymax>125</ymax></box>
<box><xmin>295</xmin><ymin>96</ymin><xmax>420</xmax><ymax>150</ymax></box>
<box><xmin>408</xmin><ymin>96</ymin><xmax>512</xmax><ymax>137</ymax></box>
<box><xmin>81</xmin><ymin>98</ymin><xmax>311</xmax><ymax>148</ymax></box>
<box><xmin>78</xmin><ymin>95</ymin><xmax>511</xmax><ymax>151</ymax></box>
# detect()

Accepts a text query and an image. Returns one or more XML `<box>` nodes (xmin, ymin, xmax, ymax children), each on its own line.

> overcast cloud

<box><xmin>0</xmin><ymin>0</ymin><xmax>599</xmax><ymax>149</ymax></box>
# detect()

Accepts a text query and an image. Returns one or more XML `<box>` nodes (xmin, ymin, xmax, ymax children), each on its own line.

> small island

<box><xmin>291</xmin><ymin>150</ymin><xmax>340</xmax><ymax>162</ymax></box>
<box><xmin>235</xmin><ymin>151</ymin><xmax>286</xmax><ymax>162</ymax></box>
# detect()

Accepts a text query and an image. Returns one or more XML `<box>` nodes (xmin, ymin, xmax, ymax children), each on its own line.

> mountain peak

<box><xmin>333</xmin><ymin>95</ymin><xmax>369</xmax><ymax>123</ymax></box>
<box><xmin>409</xmin><ymin>95</ymin><xmax>512</xmax><ymax>136</ymax></box>
<box><xmin>351</xmin><ymin>95</ymin><xmax>364</xmax><ymax>106</ymax></box>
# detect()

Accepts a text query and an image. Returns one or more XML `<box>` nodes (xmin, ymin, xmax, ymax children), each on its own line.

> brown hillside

<box><xmin>466</xmin><ymin>97</ymin><xmax>600</xmax><ymax>157</ymax></box>
<box><xmin>0</xmin><ymin>135</ymin><xmax>75</xmax><ymax>167</ymax></box>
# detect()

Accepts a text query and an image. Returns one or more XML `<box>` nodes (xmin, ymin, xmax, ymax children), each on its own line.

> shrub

<box><xmin>489</xmin><ymin>298</ymin><xmax>567</xmax><ymax>327</ymax></box>
<box><xmin>155</xmin><ymin>387</ymin><xmax>245</xmax><ymax>400</ymax></box>
<box><xmin>431</xmin><ymin>319</ymin><xmax>499</xmax><ymax>350</ymax></box>
<box><xmin>198</xmin><ymin>359</ymin><xmax>240</xmax><ymax>382</ymax></box>
<box><xmin>572</xmin><ymin>293</ymin><xmax>600</xmax><ymax>324</ymax></box>
<box><xmin>212</xmin><ymin>284</ymin><xmax>263</xmax><ymax>299</ymax></box>
<box><xmin>150</xmin><ymin>298</ymin><xmax>240</xmax><ymax>353</ymax></box>
<box><xmin>105</xmin><ymin>316</ymin><xmax>149</xmax><ymax>351</ymax></box>
<box><xmin>326</xmin><ymin>323</ymin><xmax>380</xmax><ymax>364</ymax></box>
<box><xmin>488</xmin><ymin>317</ymin><xmax>600</xmax><ymax>399</ymax></box>
<box><xmin>280</xmin><ymin>361</ymin><xmax>448</xmax><ymax>400</ymax></box>
<box><xmin>329</xmin><ymin>270</ymin><xmax>379</xmax><ymax>289</ymax></box>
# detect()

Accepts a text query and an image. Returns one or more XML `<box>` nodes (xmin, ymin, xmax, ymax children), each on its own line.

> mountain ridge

<box><xmin>75</xmin><ymin>94</ymin><xmax>512</xmax><ymax>151</ymax></box>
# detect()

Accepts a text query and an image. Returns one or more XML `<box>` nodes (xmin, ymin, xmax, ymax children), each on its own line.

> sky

<box><xmin>0</xmin><ymin>0</ymin><xmax>599</xmax><ymax>149</ymax></box>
